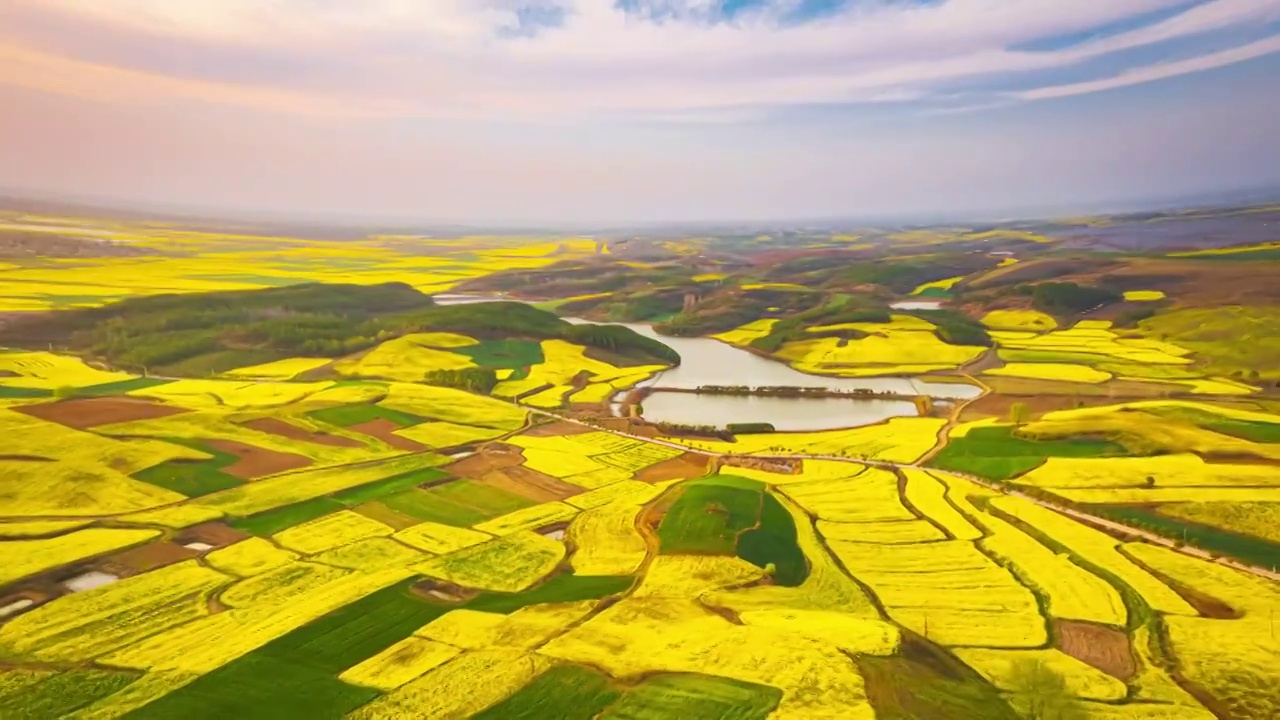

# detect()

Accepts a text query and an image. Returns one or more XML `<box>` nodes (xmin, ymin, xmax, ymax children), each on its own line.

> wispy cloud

<box><xmin>1</xmin><ymin>0</ymin><xmax>1276</xmax><ymax>119</ymax></box>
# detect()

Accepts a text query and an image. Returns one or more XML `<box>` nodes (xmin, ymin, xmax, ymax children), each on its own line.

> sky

<box><xmin>1</xmin><ymin>0</ymin><xmax>1279</xmax><ymax>225</ymax></box>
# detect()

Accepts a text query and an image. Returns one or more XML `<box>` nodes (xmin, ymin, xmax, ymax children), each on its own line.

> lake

<box><xmin>890</xmin><ymin>300</ymin><xmax>943</xmax><ymax>311</ymax></box>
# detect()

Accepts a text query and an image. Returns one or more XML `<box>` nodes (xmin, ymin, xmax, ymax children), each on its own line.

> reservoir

<box><xmin>636</xmin><ymin>392</ymin><xmax>921</xmax><ymax>432</ymax></box>
<box><xmin>890</xmin><ymin>300</ymin><xmax>943</xmax><ymax>311</ymax></box>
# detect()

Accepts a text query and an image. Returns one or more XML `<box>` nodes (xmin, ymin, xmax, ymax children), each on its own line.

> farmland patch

<box><xmin>15</xmin><ymin>396</ymin><xmax>188</xmax><ymax>429</ymax></box>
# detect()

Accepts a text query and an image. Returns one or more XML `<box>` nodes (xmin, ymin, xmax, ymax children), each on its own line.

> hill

<box><xmin>0</xmin><ymin>283</ymin><xmax>679</xmax><ymax>376</ymax></box>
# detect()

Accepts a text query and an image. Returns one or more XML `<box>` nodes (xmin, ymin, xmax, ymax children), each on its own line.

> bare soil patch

<box><xmin>1054</xmin><ymin>620</ymin><xmax>1136</xmax><ymax>681</ymax></box>
<box><xmin>524</xmin><ymin>420</ymin><xmax>596</xmax><ymax>437</ymax></box>
<box><xmin>476</xmin><ymin>466</ymin><xmax>582</xmax><ymax>502</ymax></box>
<box><xmin>103</xmin><ymin>541</ymin><xmax>200</xmax><ymax>574</ymax></box>
<box><xmin>351</xmin><ymin>501</ymin><xmax>423</xmax><ymax>530</ymax></box>
<box><xmin>205</xmin><ymin>439</ymin><xmax>312</xmax><ymax>479</ymax></box>
<box><xmin>445</xmin><ymin>444</ymin><xmax>526</xmax><ymax>478</ymax></box>
<box><xmin>636</xmin><ymin>453</ymin><xmax>713</xmax><ymax>483</ymax></box>
<box><xmin>17</xmin><ymin>396</ymin><xmax>189</xmax><ymax>429</ymax></box>
<box><xmin>349</xmin><ymin>418</ymin><xmax>427</xmax><ymax>452</ymax></box>
<box><xmin>177</xmin><ymin>522</ymin><xmax>249</xmax><ymax>548</ymax></box>
<box><xmin>243</xmin><ymin>417</ymin><xmax>362</xmax><ymax>447</ymax></box>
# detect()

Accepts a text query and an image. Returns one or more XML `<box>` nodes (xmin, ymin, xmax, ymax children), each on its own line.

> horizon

<box><xmin>3</xmin><ymin>1</ymin><xmax>1280</xmax><ymax>224</ymax></box>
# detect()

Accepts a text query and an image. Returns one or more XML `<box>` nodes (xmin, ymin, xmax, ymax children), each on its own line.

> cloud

<box><xmin>1</xmin><ymin>0</ymin><xmax>1277</xmax><ymax>120</ymax></box>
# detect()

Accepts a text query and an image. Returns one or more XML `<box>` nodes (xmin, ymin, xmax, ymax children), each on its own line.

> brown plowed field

<box><xmin>476</xmin><ymin>465</ymin><xmax>583</xmax><ymax>502</ymax></box>
<box><xmin>205</xmin><ymin>439</ymin><xmax>313</xmax><ymax>479</ymax></box>
<box><xmin>17</xmin><ymin>396</ymin><xmax>189</xmax><ymax>429</ymax></box>
<box><xmin>983</xmin><ymin>376</ymin><xmax>1184</xmax><ymax>397</ymax></box>
<box><xmin>349</xmin><ymin>419</ymin><xmax>427</xmax><ymax>452</ymax></box>
<box><xmin>105</xmin><ymin>541</ymin><xmax>200</xmax><ymax>574</ymax></box>
<box><xmin>445</xmin><ymin>445</ymin><xmax>526</xmax><ymax>478</ymax></box>
<box><xmin>242</xmin><ymin>417</ymin><xmax>363</xmax><ymax>447</ymax></box>
<box><xmin>1054</xmin><ymin>620</ymin><xmax>1136</xmax><ymax>681</ymax></box>
<box><xmin>177</xmin><ymin>522</ymin><xmax>249</xmax><ymax>548</ymax></box>
<box><xmin>636</xmin><ymin>452</ymin><xmax>713</xmax><ymax>483</ymax></box>
<box><xmin>959</xmin><ymin>394</ymin><xmax>1124</xmax><ymax>422</ymax></box>
<box><xmin>524</xmin><ymin>420</ymin><xmax>596</xmax><ymax>437</ymax></box>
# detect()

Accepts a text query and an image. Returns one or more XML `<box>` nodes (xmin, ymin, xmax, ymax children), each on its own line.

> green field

<box><xmin>929</xmin><ymin>426</ymin><xmax>1126</xmax><ymax>480</ymax></box>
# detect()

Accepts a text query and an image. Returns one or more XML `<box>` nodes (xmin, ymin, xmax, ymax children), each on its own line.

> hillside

<box><xmin>0</xmin><ymin>283</ymin><xmax>679</xmax><ymax>377</ymax></box>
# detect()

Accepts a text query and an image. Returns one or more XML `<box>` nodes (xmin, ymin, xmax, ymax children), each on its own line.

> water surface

<box><xmin>638</xmin><ymin>391</ymin><xmax>920</xmax><ymax>432</ymax></box>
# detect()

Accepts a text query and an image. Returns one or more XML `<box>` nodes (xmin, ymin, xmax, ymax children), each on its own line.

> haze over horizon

<box><xmin>2</xmin><ymin>1</ymin><xmax>1279</xmax><ymax>225</ymax></box>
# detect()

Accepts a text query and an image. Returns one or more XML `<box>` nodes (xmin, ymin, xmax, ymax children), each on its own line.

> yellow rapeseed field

<box><xmin>0</xmin><ymin>560</ymin><xmax>231</xmax><ymax>662</ymax></box>
<box><xmin>412</xmin><ymin>531</ymin><xmax>564</xmax><ymax>593</ymax></box>
<box><xmin>737</xmin><ymin>609</ymin><xmax>899</xmax><ymax>655</ymax></box>
<box><xmin>901</xmin><ymin>468</ymin><xmax>982</xmax><ymax>540</ymax></box>
<box><xmin>417</xmin><ymin>601</ymin><xmax>596</xmax><ymax>651</ymax></box>
<box><xmin>776</xmin><ymin>315</ymin><xmax>984</xmax><ymax>374</ymax></box>
<box><xmin>564</xmin><ymin>478</ymin><xmax>668</xmax><ymax>510</ymax></box>
<box><xmin>712</xmin><ymin>319</ymin><xmax>779</xmax><ymax>346</ymax></box>
<box><xmin>219</xmin><ymin>561</ymin><xmax>351</xmax><ymax>608</ymax></box>
<box><xmin>661</xmin><ymin>417</ymin><xmax>946</xmax><ymax>464</ymax></box>
<box><xmin>379</xmin><ymin>382</ymin><xmax>528</xmax><ymax>430</ymax></box>
<box><xmin>273</xmin><ymin>511</ymin><xmax>396</xmax><ymax>555</ymax></box>
<box><xmin>779</xmin><ymin>468</ymin><xmax>916</xmax><ymax>522</ymax></box>
<box><xmin>988</xmin><ymin>496</ymin><xmax>1195</xmax><ymax>615</ymax></box>
<box><xmin>204</xmin><ymin>538</ymin><xmax>299</xmax><ymax>576</ymax></box>
<box><xmin>991</xmin><ymin>325</ymin><xmax>1193</xmax><ymax>365</ymax></box>
<box><xmin>393</xmin><ymin>521</ymin><xmax>493</xmax><ymax>555</ymax></box>
<box><xmin>131</xmin><ymin>379</ymin><xmax>335</xmax><ymax>409</ymax></box>
<box><xmin>0</xmin><ymin>519</ymin><xmax>89</xmax><ymax>537</ymax></box>
<box><xmin>2</xmin><ymin>528</ymin><xmax>161</xmax><ymax>586</ymax></box>
<box><xmin>338</xmin><ymin>637</ymin><xmax>462</xmax><ymax>691</ymax></box>
<box><xmin>828</xmin><ymin>539</ymin><xmax>1047</xmax><ymax>647</ymax></box>
<box><xmin>223</xmin><ymin>357</ymin><xmax>332</xmax><ymax>380</ymax></box>
<box><xmin>910</xmin><ymin>275</ymin><xmax>967</xmax><ymax>295</ymax></box>
<box><xmin>0</xmin><ymin>458</ymin><xmax>186</xmax><ymax>518</ymax></box>
<box><xmin>953</xmin><ymin>648</ymin><xmax>1127</xmax><ymax>701</ymax></box>
<box><xmin>540</xmin><ymin>597</ymin><xmax>877</xmax><ymax>720</ymax></box>
<box><xmin>348</xmin><ymin>649</ymin><xmax>555</xmax><ymax>720</ymax></box>
<box><xmin>1124</xmin><ymin>290</ymin><xmax>1166</xmax><ymax>301</ymax></box>
<box><xmin>981</xmin><ymin>310</ymin><xmax>1058</xmax><ymax>331</ymax></box>
<box><xmin>0</xmin><ymin>352</ymin><xmax>133</xmax><ymax>389</ymax></box>
<box><xmin>816</xmin><ymin>519</ymin><xmax>946</xmax><ymax>544</ymax></box>
<box><xmin>393</xmin><ymin>421</ymin><xmax>509</xmax><ymax>449</ymax></box>
<box><xmin>1015</xmin><ymin>454</ymin><xmax>1280</xmax><ymax>489</ymax></box>
<box><xmin>471</xmin><ymin>501</ymin><xmax>579</xmax><ymax>536</ymax></box>
<box><xmin>104</xmin><ymin>568</ymin><xmax>411</xmax><ymax>675</ymax></box>
<box><xmin>334</xmin><ymin>336</ymin><xmax>476</xmax><ymax>382</ymax></box>
<box><xmin>633</xmin><ymin>555</ymin><xmax>767</xmax><ymax>598</ymax></box>
<box><xmin>984</xmin><ymin>362</ymin><xmax>1113</xmax><ymax>384</ymax></box>
<box><xmin>118</xmin><ymin>505</ymin><xmax>225</xmax><ymax>529</ymax></box>
<box><xmin>312</xmin><ymin>537</ymin><xmax>425</xmax><ymax>571</ymax></box>
<box><xmin>566</xmin><ymin>501</ymin><xmax>649</xmax><ymax>576</ymax></box>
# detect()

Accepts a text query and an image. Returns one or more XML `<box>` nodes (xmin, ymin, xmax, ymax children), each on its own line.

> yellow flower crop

<box><xmin>0</xmin><ymin>561</ymin><xmax>231</xmax><ymax>662</ymax></box>
<box><xmin>910</xmin><ymin>275</ymin><xmax>967</xmax><ymax>295</ymax></box>
<box><xmin>204</xmin><ymin>538</ymin><xmax>299</xmax><ymax>577</ymax></box>
<box><xmin>393</xmin><ymin>521</ymin><xmax>493</xmax><ymax>555</ymax></box>
<box><xmin>412</xmin><ymin>531</ymin><xmax>564</xmax><ymax>593</ymax></box>
<box><xmin>1050</xmin><ymin>486</ymin><xmax>1280</xmax><ymax>504</ymax></box>
<box><xmin>348</xmin><ymin>649</ymin><xmax>554</xmax><ymax>720</ymax></box>
<box><xmin>272</xmin><ymin>510</ymin><xmax>395</xmax><ymax>555</ymax></box>
<box><xmin>103</xmin><ymin>569</ymin><xmax>410</xmax><ymax>676</ymax></box>
<box><xmin>988</xmin><ymin>496</ymin><xmax>1195</xmax><ymax>615</ymax></box>
<box><xmin>567</xmin><ymin>501</ymin><xmax>649</xmax><ymax>576</ymax></box>
<box><xmin>777</xmin><ymin>315</ymin><xmax>984</xmax><ymax>373</ymax></box>
<box><xmin>0</xmin><ymin>352</ymin><xmax>133</xmax><ymax>389</ymax></box>
<box><xmin>663</xmin><ymin>418</ymin><xmax>945</xmax><ymax>464</ymax></box>
<box><xmin>118</xmin><ymin>505</ymin><xmax>225</xmax><ymax>529</ymax></box>
<box><xmin>130</xmin><ymin>379</ymin><xmax>335</xmax><ymax>410</ymax></box>
<box><xmin>417</xmin><ymin>601</ymin><xmax>597</xmax><ymax>651</ymax></box>
<box><xmin>1015</xmin><ymin>454</ymin><xmax>1280</xmax><ymax>489</ymax></box>
<box><xmin>712</xmin><ymin>319</ymin><xmax>779</xmax><ymax>346</ymax></box>
<box><xmin>564</xmin><ymin>479</ymin><xmax>666</xmax><ymax>510</ymax></box>
<box><xmin>334</xmin><ymin>335</ymin><xmax>475</xmax><ymax>382</ymax></box>
<box><xmin>981</xmin><ymin>310</ymin><xmax>1058</xmax><ymax>331</ymax></box>
<box><xmin>379</xmin><ymin>382</ymin><xmax>527</xmax><ymax>430</ymax></box>
<box><xmin>393</xmin><ymin>421</ymin><xmax>507</xmax><ymax>448</ymax></box>
<box><xmin>816</xmin><ymin>519</ymin><xmax>945</xmax><ymax>544</ymax></box>
<box><xmin>471</xmin><ymin>501</ymin><xmax>580</xmax><ymax>536</ymax></box>
<box><xmin>223</xmin><ymin>357</ymin><xmax>332</xmax><ymax>380</ymax></box>
<box><xmin>632</xmin><ymin>555</ymin><xmax>766</xmax><ymax>599</ymax></box>
<box><xmin>515</xmin><ymin>446</ymin><xmax>610</xmax><ymax>478</ymax></box>
<box><xmin>829</xmin><ymin>539</ymin><xmax>1046</xmax><ymax>647</ymax></box>
<box><xmin>2</xmin><ymin>528</ymin><xmax>161</xmax><ymax>586</ymax></box>
<box><xmin>737</xmin><ymin>609</ymin><xmax>899</xmax><ymax>654</ymax></box>
<box><xmin>901</xmin><ymin>468</ymin><xmax>982</xmax><ymax>540</ymax></box>
<box><xmin>338</xmin><ymin>637</ymin><xmax>462</xmax><ymax>691</ymax></box>
<box><xmin>312</xmin><ymin>537</ymin><xmax>425</xmax><ymax>572</ymax></box>
<box><xmin>984</xmin><ymin>362</ymin><xmax>1113</xmax><ymax>383</ymax></box>
<box><xmin>779</xmin><ymin>468</ymin><xmax>916</xmax><ymax>522</ymax></box>
<box><xmin>66</xmin><ymin>671</ymin><xmax>201</xmax><ymax>720</ymax></box>
<box><xmin>0</xmin><ymin>519</ymin><xmax>90</xmax><ymax>537</ymax></box>
<box><xmin>1124</xmin><ymin>290</ymin><xmax>1166</xmax><ymax>301</ymax></box>
<box><xmin>540</xmin><ymin>597</ymin><xmax>876</xmax><ymax>719</ymax></box>
<box><xmin>219</xmin><ymin>561</ymin><xmax>350</xmax><ymax>608</ymax></box>
<box><xmin>953</xmin><ymin>648</ymin><xmax>1127</xmax><ymax>701</ymax></box>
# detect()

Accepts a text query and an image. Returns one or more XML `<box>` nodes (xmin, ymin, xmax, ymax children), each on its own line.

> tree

<box><xmin>1010</xmin><ymin>402</ymin><xmax>1030</xmax><ymax>426</ymax></box>
<box><xmin>1007</xmin><ymin>658</ymin><xmax>1085</xmax><ymax>720</ymax></box>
